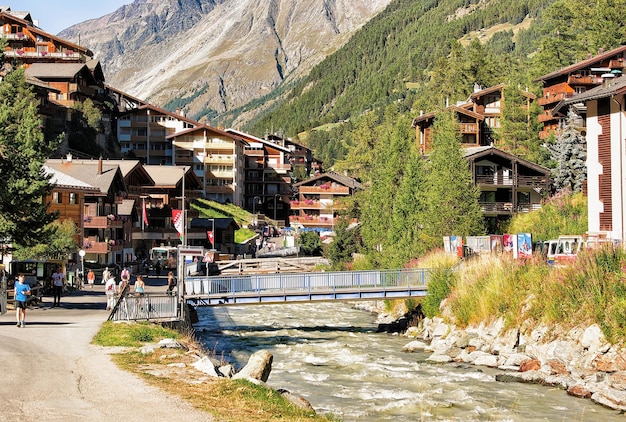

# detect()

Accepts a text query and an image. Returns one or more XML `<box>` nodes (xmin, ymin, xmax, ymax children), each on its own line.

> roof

<box><xmin>98</xmin><ymin>159</ymin><xmax>153</xmax><ymax>184</ymax></box>
<box><xmin>43</xmin><ymin>165</ymin><xmax>100</xmax><ymax>192</ymax></box>
<box><xmin>534</xmin><ymin>45</ymin><xmax>626</xmax><ymax>83</ymax></box>
<box><xmin>293</xmin><ymin>171</ymin><xmax>363</xmax><ymax>190</ymax></box>
<box><xmin>558</xmin><ymin>76</ymin><xmax>626</xmax><ymax>109</ymax></box>
<box><xmin>25</xmin><ymin>75</ymin><xmax>60</xmax><ymax>93</ymax></box>
<box><xmin>117</xmin><ymin>199</ymin><xmax>136</xmax><ymax>216</ymax></box>
<box><xmin>412</xmin><ymin>105</ymin><xmax>484</xmax><ymax>127</ymax></box>
<box><xmin>118</xmin><ymin>103</ymin><xmax>201</xmax><ymax>127</ymax></box>
<box><xmin>469</xmin><ymin>83</ymin><xmax>536</xmax><ymax>100</ymax></box>
<box><xmin>225</xmin><ymin>128</ymin><xmax>293</xmax><ymax>153</ymax></box>
<box><xmin>462</xmin><ymin>146</ymin><xmax>551</xmax><ymax>175</ymax></box>
<box><xmin>167</xmin><ymin>124</ymin><xmax>243</xmax><ymax>142</ymax></box>
<box><xmin>24</xmin><ymin>63</ymin><xmax>90</xmax><ymax>79</ymax></box>
<box><xmin>45</xmin><ymin>158</ymin><xmax>124</xmax><ymax>195</ymax></box>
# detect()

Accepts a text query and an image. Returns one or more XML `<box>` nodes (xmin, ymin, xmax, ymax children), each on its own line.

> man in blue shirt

<box><xmin>14</xmin><ymin>273</ymin><xmax>31</xmax><ymax>328</ymax></box>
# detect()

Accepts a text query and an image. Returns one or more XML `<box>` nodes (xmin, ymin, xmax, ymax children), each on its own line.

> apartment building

<box><xmin>168</xmin><ymin>125</ymin><xmax>246</xmax><ymax>206</ymax></box>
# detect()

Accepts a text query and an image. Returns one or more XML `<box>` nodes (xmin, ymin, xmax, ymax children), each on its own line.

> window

<box><xmin>52</xmin><ymin>192</ymin><xmax>62</xmax><ymax>204</ymax></box>
<box><xmin>69</xmin><ymin>193</ymin><xmax>77</xmax><ymax>205</ymax></box>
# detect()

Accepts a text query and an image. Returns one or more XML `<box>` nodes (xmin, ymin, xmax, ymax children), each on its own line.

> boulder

<box><xmin>158</xmin><ymin>338</ymin><xmax>187</xmax><ymax>350</ymax></box>
<box><xmin>568</xmin><ymin>384</ymin><xmax>593</xmax><ymax>399</ymax></box>
<box><xmin>519</xmin><ymin>358</ymin><xmax>541</xmax><ymax>372</ymax></box>
<box><xmin>402</xmin><ymin>340</ymin><xmax>428</xmax><ymax>352</ymax></box>
<box><xmin>277</xmin><ymin>389</ymin><xmax>316</xmax><ymax>413</ymax></box>
<box><xmin>233</xmin><ymin>350</ymin><xmax>273</xmax><ymax>382</ymax></box>
<box><xmin>192</xmin><ymin>356</ymin><xmax>220</xmax><ymax>377</ymax></box>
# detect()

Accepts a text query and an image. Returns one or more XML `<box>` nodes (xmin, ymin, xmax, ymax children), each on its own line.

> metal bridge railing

<box><xmin>184</xmin><ymin>268</ymin><xmax>430</xmax><ymax>297</ymax></box>
<box><xmin>109</xmin><ymin>293</ymin><xmax>178</xmax><ymax>321</ymax></box>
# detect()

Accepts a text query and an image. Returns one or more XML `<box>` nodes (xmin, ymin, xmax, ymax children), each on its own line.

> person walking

<box><xmin>101</xmin><ymin>267</ymin><xmax>111</xmax><ymax>285</ymax></box>
<box><xmin>121</xmin><ymin>267</ymin><xmax>130</xmax><ymax>284</ymax></box>
<box><xmin>14</xmin><ymin>273</ymin><xmax>31</xmax><ymax>327</ymax></box>
<box><xmin>51</xmin><ymin>267</ymin><xmax>65</xmax><ymax>307</ymax></box>
<box><xmin>87</xmin><ymin>269</ymin><xmax>96</xmax><ymax>288</ymax></box>
<box><xmin>134</xmin><ymin>275</ymin><xmax>145</xmax><ymax>295</ymax></box>
<box><xmin>166</xmin><ymin>271</ymin><xmax>176</xmax><ymax>295</ymax></box>
<box><xmin>104</xmin><ymin>276</ymin><xmax>116</xmax><ymax>310</ymax></box>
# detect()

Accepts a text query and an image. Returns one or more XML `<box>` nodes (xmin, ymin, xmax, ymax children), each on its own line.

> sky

<box><xmin>11</xmin><ymin>1</ymin><xmax>132</xmax><ymax>35</ymax></box>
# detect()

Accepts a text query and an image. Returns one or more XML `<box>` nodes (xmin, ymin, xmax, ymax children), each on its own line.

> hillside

<box><xmin>59</xmin><ymin>0</ymin><xmax>392</xmax><ymax>124</ymax></box>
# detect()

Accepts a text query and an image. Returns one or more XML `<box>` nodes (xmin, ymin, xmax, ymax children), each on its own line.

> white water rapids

<box><xmin>194</xmin><ymin>302</ymin><xmax>624</xmax><ymax>421</ymax></box>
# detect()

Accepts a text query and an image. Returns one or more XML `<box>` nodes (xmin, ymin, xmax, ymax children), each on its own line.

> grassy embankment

<box><xmin>413</xmin><ymin>192</ymin><xmax>626</xmax><ymax>343</ymax></box>
<box><xmin>93</xmin><ymin>321</ymin><xmax>337</xmax><ymax>421</ymax></box>
<box><xmin>191</xmin><ymin>198</ymin><xmax>256</xmax><ymax>243</ymax></box>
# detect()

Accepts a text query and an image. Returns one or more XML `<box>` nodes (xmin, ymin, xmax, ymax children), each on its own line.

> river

<box><xmin>194</xmin><ymin>302</ymin><xmax>624</xmax><ymax>421</ymax></box>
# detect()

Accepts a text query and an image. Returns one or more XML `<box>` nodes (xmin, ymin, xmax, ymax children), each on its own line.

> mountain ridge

<box><xmin>60</xmin><ymin>0</ymin><xmax>392</xmax><ymax>124</ymax></box>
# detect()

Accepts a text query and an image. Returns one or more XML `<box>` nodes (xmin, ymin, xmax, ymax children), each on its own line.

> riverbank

<box><xmin>400</xmin><ymin>315</ymin><xmax>626</xmax><ymax>413</ymax></box>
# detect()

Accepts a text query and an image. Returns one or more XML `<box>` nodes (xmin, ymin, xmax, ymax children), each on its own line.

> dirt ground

<box><xmin>0</xmin><ymin>284</ymin><xmax>213</xmax><ymax>422</ymax></box>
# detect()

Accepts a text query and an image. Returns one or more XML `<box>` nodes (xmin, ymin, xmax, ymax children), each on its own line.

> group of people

<box><xmin>13</xmin><ymin>264</ymin><xmax>178</xmax><ymax>326</ymax></box>
<box><xmin>103</xmin><ymin>267</ymin><xmax>146</xmax><ymax>310</ymax></box>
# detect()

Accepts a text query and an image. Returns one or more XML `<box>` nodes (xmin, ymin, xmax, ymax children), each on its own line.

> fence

<box><xmin>109</xmin><ymin>293</ymin><xmax>178</xmax><ymax>321</ymax></box>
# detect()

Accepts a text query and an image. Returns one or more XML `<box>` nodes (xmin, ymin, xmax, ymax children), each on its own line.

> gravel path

<box><xmin>0</xmin><ymin>283</ymin><xmax>213</xmax><ymax>422</ymax></box>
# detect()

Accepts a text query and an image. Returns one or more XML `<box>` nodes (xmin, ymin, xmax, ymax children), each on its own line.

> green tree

<box><xmin>325</xmin><ymin>216</ymin><xmax>360</xmax><ymax>269</ymax></box>
<box><xmin>543</xmin><ymin>110</ymin><xmax>586</xmax><ymax>193</ymax></box>
<box><xmin>13</xmin><ymin>219</ymin><xmax>79</xmax><ymax>260</ymax></box>
<box><xmin>298</xmin><ymin>231</ymin><xmax>322</xmax><ymax>256</ymax></box>
<box><xmin>0</xmin><ymin>68</ymin><xmax>58</xmax><ymax>248</ymax></box>
<box><xmin>422</xmin><ymin>111</ymin><xmax>484</xmax><ymax>247</ymax></box>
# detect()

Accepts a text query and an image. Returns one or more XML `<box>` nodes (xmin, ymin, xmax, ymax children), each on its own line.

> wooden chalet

<box><xmin>0</xmin><ymin>8</ymin><xmax>93</xmax><ymax>64</ymax></box>
<box><xmin>412</xmin><ymin>84</ymin><xmax>535</xmax><ymax>154</ymax></box>
<box><xmin>534</xmin><ymin>45</ymin><xmax>626</xmax><ymax>139</ymax></box>
<box><xmin>290</xmin><ymin>172</ymin><xmax>363</xmax><ymax>229</ymax></box>
<box><xmin>464</xmin><ymin>146</ymin><xmax>551</xmax><ymax>231</ymax></box>
<box><xmin>45</xmin><ymin>156</ymin><xmax>131</xmax><ymax>266</ymax></box>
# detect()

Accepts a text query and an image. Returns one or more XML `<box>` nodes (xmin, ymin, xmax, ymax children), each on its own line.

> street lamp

<box><xmin>253</xmin><ymin>196</ymin><xmax>261</xmax><ymax>214</ymax></box>
<box><xmin>78</xmin><ymin>249</ymin><xmax>85</xmax><ymax>285</ymax></box>
<box><xmin>274</xmin><ymin>194</ymin><xmax>280</xmax><ymax>221</ymax></box>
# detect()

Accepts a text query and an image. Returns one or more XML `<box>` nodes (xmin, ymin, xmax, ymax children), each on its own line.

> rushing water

<box><xmin>194</xmin><ymin>302</ymin><xmax>624</xmax><ymax>421</ymax></box>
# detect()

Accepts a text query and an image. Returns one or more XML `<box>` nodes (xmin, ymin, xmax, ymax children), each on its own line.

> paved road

<box><xmin>0</xmin><ymin>277</ymin><xmax>212</xmax><ymax>422</ymax></box>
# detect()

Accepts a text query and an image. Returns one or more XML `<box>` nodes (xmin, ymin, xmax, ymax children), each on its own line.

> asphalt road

<box><xmin>0</xmin><ymin>277</ymin><xmax>212</xmax><ymax>422</ymax></box>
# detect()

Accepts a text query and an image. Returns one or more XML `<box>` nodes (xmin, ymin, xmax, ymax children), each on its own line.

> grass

<box><xmin>423</xmin><ymin>246</ymin><xmax>626</xmax><ymax>343</ymax></box>
<box><xmin>94</xmin><ymin>321</ymin><xmax>338</xmax><ymax>421</ymax></box>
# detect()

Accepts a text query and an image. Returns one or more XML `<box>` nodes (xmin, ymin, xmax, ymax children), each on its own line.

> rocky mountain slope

<box><xmin>60</xmin><ymin>0</ymin><xmax>392</xmax><ymax>124</ymax></box>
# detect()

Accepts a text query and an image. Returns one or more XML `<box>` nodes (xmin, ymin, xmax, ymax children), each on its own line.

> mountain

<box><xmin>59</xmin><ymin>0</ymin><xmax>392</xmax><ymax>124</ymax></box>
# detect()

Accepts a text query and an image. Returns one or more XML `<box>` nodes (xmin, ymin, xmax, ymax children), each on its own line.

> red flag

<box><xmin>142</xmin><ymin>200</ymin><xmax>149</xmax><ymax>227</ymax></box>
<box><xmin>172</xmin><ymin>209</ymin><xmax>183</xmax><ymax>238</ymax></box>
<box><xmin>207</xmin><ymin>230</ymin><xmax>214</xmax><ymax>247</ymax></box>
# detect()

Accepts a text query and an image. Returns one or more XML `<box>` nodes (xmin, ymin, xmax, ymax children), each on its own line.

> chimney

<box><xmin>66</xmin><ymin>153</ymin><xmax>72</xmax><ymax>162</ymax></box>
<box><xmin>97</xmin><ymin>155</ymin><xmax>103</xmax><ymax>175</ymax></box>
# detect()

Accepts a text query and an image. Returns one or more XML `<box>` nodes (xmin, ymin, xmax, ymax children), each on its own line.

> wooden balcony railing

<box><xmin>289</xmin><ymin>216</ymin><xmax>334</xmax><ymax>226</ymax></box>
<box><xmin>479</xmin><ymin>202</ymin><xmax>542</xmax><ymax>214</ymax></box>
<box><xmin>290</xmin><ymin>200</ymin><xmax>324</xmax><ymax>210</ymax></box>
<box><xmin>298</xmin><ymin>185</ymin><xmax>350</xmax><ymax>194</ymax></box>
<box><xmin>459</xmin><ymin>123</ymin><xmax>478</xmax><ymax>134</ymax></box>
<box><xmin>83</xmin><ymin>216</ymin><xmax>124</xmax><ymax>228</ymax></box>
<box><xmin>538</xmin><ymin>92</ymin><xmax>574</xmax><ymax>106</ymax></box>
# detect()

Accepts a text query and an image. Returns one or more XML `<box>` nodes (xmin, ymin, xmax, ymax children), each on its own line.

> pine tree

<box><xmin>423</xmin><ymin>111</ymin><xmax>485</xmax><ymax>247</ymax></box>
<box><xmin>0</xmin><ymin>68</ymin><xmax>59</xmax><ymax>247</ymax></box>
<box><xmin>543</xmin><ymin>110</ymin><xmax>586</xmax><ymax>193</ymax></box>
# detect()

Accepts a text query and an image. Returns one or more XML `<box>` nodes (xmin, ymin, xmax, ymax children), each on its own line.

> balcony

<box><xmin>299</xmin><ymin>185</ymin><xmax>350</xmax><ymax>194</ymax></box>
<box><xmin>289</xmin><ymin>215</ymin><xmax>334</xmax><ymax>226</ymax></box>
<box><xmin>537</xmin><ymin>112</ymin><xmax>557</xmax><ymax>123</ymax></box>
<box><xmin>82</xmin><ymin>238</ymin><xmax>124</xmax><ymax>253</ymax></box>
<box><xmin>567</xmin><ymin>74</ymin><xmax>603</xmax><ymax>86</ymax></box>
<box><xmin>538</xmin><ymin>92</ymin><xmax>574</xmax><ymax>106</ymax></box>
<box><xmin>290</xmin><ymin>200</ymin><xmax>324</xmax><ymax>210</ymax></box>
<box><xmin>518</xmin><ymin>175</ymin><xmax>549</xmax><ymax>188</ymax></box>
<box><xmin>83</xmin><ymin>215</ymin><xmax>124</xmax><ymax>228</ymax></box>
<box><xmin>479</xmin><ymin>202</ymin><xmax>541</xmax><ymax>215</ymax></box>
<box><xmin>475</xmin><ymin>175</ymin><xmax>513</xmax><ymax>186</ymax></box>
<box><xmin>459</xmin><ymin>123</ymin><xmax>478</xmax><ymax>134</ymax></box>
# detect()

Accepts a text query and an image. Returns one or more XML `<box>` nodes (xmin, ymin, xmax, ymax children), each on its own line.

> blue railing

<box><xmin>183</xmin><ymin>268</ymin><xmax>430</xmax><ymax>306</ymax></box>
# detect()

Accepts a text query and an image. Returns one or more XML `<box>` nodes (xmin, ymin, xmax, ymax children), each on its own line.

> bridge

<box><xmin>182</xmin><ymin>268</ymin><xmax>431</xmax><ymax>306</ymax></box>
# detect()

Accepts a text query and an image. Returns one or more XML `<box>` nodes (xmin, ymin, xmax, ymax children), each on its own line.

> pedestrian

<box><xmin>134</xmin><ymin>275</ymin><xmax>145</xmax><ymax>295</ymax></box>
<box><xmin>51</xmin><ymin>267</ymin><xmax>65</xmax><ymax>307</ymax></box>
<box><xmin>104</xmin><ymin>276</ymin><xmax>116</xmax><ymax>310</ymax></box>
<box><xmin>155</xmin><ymin>260</ymin><xmax>162</xmax><ymax>276</ymax></box>
<box><xmin>14</xmin><ymin>273</ymin><xmax>31</xmax><ymax>328</ymax></box>
<box><xmin>121</xmin><ymin>266</ymin><xmax>130</xmax><ymax>283</ymax></box>
<box><xmin>101</xmin><ymin>267</ymin><xmax>111</xmax><ymax>284</ymax></box>
<box><xmin>166</xmin><ymin>271</ymin><xmax>176</xmax><ymax>295</ymax></box>
<box><xmin>87</xmin><ymin>269</ymin><xmax>96</xmax><ymax>288</ymax></box>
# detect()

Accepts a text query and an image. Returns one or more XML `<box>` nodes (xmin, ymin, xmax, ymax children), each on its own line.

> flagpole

<box><xmin>142</xmin><ymin>197</ymin><xmax>145</xmax><ymax>231</ymax></box>
<box><xmin>182</xmin><ymin>166</ymin><xmax>186</xmax><ymax>247</ymax></box>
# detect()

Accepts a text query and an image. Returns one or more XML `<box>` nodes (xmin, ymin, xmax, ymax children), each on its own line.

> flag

<box><xmin>207</xmin><ymin>230</ymin><xmax>214</xmax><ymax>247</ymax></box>
<box><xmin>172</xmin><ymin>209</ymin><xmax>183</xmax><ymax>238</ymax></box>
<box><xmin>142</xmin><ymin>199</ymin><xmax>149</xmax><ymax>228</ymax></box>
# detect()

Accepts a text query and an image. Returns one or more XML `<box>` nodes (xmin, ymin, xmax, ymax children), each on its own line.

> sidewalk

<box><xmin>0</xmin><ymin>280</ymin><xmax>212</xmax><ymax>422</ymax></box>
